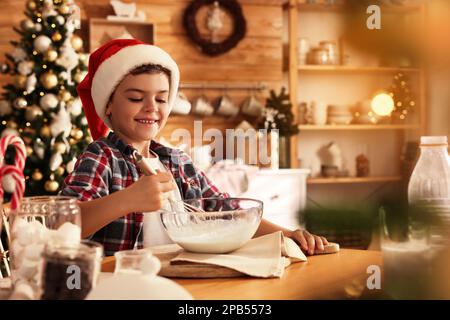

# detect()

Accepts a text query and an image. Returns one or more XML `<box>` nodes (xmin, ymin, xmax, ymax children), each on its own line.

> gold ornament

<box><xmin>15</xmin><ymin>75</ymin><xmax>27</xmax><ymax>89</ymax></box>
<box><xmin>52</xmin><ymin>32</ymin><xmax>62</xmax><ymax>42</ymax></box>
<box><xmin>59</xmin><ymin>90</ymin><xmax>72</xmax><ymax>102</ymax></box>
<box><xmin>73</xmin><ymin>72</ymin><xmax>83</xmax><ymax>83</ymax></box>
<box><xmin>44</xmin><ymin>179</ymin><xmax>59</xmax><ymax>192</ymax></box>
<box><xmin>54</xmin><ymin>142</ymin><xmax>67</xmax><ymax>154</ymax></box>
<box><xmin>40</xmin><ymin>125</ymin><xmax>51</xmax><ymax>137</ymax></box>
<box><xmin>14</xmin><ymin>97</ymin><xmax>28</xmax><ymax>109</ymax></box>
<box><xmin>27</xmin><ymin>1</ymin><xmax>36</xmax><ymax>10</ymax></box>
<box><xmin>25</xmin><ymin>105</ymin><xmax>43</xmax><ymax>121</ymax></box>
<box><xmin>6</xmin><ymin>121</ymin><xmax>18</xmax><ymax>129</ymax></box>
<box><xmin>55</xmin><ymin>167</ymin><xmax>65</xmax><ymax>176</ymax></box>
<box><xmin>79</xmin><ymin>54</ymin><xmax>89</xmax><ymax>65</ymax></box>
<box><xmin>85</xmin><ymin>136</ymin><xmax>93</xmax><ymax>144</ymax></box>
<box><xmin>32</xmin><ymin>170</ymin><xmax>43</xmax><ymax>181</ymax></box>
<box><xmin>70</xmin><ymin>35</ymin><xmax>83</xmax><ymax>51</ymax></box>
<box><xmin>40</xmin><ymin>71</ymin><xmax>58</xmax><ymax>90</ymax></box>
<box><xmin>71</xmin><ymin>128</ymin><xmax>83</xmax><ymax>140</ymax></box>
<box><xmin>59</xmin><ymin>4</ymin><xmax>70</xmax><ymax>15</ymax></box>
<box><xmin>26</xmin><ymin>146</ymin><xmax>34</xmax><ymax>156</ymax></box>
<box><xmin>44</xmin><ymin>49</ymin><xmax>58</xmax><ymax>62</ymax></box>
<box><xmin>21</xmin><ymin>19</ymin><xmax>34</xmax><ymax>31</ymax></box>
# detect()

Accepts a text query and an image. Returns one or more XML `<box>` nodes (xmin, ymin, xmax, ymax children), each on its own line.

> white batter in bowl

<box><xmin>160</xmin><ymin>198</ymin><xmax>263</xmax><ymax>254</ymax></box>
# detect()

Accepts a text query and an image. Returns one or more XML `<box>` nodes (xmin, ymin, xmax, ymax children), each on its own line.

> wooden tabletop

<box><xmin>102</xmin><ymin>249</ymin><xmax>382</xmax><ymax>300</ymax></box>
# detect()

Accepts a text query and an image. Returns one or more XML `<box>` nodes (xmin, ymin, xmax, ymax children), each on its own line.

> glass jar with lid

<box><xmin>8</xmin><ymin>196</ymin><xmax>82</xmax><ymax>298</ymax></box>
<box><xmin>40</xmin><ymin>240</ymin><xmax>103</xmax><ymax>300</ymax></box>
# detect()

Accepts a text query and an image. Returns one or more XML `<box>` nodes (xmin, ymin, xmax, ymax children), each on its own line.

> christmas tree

<box><xmin>0</xmin><ymin>0</ymin><xmax>90</xmax><ymax>196</ymax></box>
<box><xmin>259</xmin><ymin>87</ymin><xmax>299</xmax><ymax>137</ymax></box>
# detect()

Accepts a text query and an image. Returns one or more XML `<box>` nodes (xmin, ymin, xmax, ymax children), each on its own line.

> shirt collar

<box><xmin>107</xmin><ymin>131</ymin><xmax>177</xmax><ymax>159</ymax></box>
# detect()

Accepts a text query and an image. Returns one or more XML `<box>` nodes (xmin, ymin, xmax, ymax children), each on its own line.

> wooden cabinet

<box><xmin>284</xmin><ymin>0</ymin><xmax>427</xmax><ymax>185</ymax></box>
<box><xmin>241</xmin><ymin>169</ymin><xmax>310</xmax><ymax>229</ymax></box>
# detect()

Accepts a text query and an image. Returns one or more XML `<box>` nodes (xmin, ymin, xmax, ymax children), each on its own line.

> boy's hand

<box><xmin>126</xmin><ymin>172</ymin><xmax>175</xmax><ymax>212</ymax></box>
<box><xmin>286</xmin><ymin>229</ymin><xmax>329</xmax><ymax>255</ymax></box>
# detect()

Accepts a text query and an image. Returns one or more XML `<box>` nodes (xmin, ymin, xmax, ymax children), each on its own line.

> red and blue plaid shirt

<box><xmin>60</xmin><ymin>132</ymin><xmax>227</xmax><ymax>256</ymax></box>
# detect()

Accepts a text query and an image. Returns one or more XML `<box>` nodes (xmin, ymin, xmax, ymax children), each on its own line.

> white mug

<box><xmin>310</xmin><ymin>101</ymin><xmax>328</xmax><ymax>125</ymax></box>
<box><xmin>192</xmin><ymin>95</ymin><xmax>214</xmax><ymax>116</ymax></box>
<box><xmin>172</xmin><ymin>92</ymin><xmax>191</xmax><ymax>115</ymax></box>
<box><xmin>216</xmin><ymin>95</ymin><xmax>239</xmax><ymax>118</ymax></box>
<box><xmin>241</xmin><ymin>95</ymin><xmax>264</xmax><ymax>117</ymax></box>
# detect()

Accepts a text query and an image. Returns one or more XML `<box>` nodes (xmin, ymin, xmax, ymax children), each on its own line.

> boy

<box><xmin>60</xmin><ymin>39</ymin><xmax>328</xmax><ymax>256</ymax></box>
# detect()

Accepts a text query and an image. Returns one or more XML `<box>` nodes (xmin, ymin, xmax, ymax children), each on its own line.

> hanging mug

<box><xmin>191</xmin><ymin>95</ymin><xmax>214</xmax><ymax>116</ymax></box>
<box><xmin>241</xmin><ymin>94</ymin><xmax>264</xmax><ymax>118</ymax></box>
<box><xmin>215</xmin><ymin>95</ymin><xmax>239</xmax><ymax>118</ymax></box>
<box><xmin>172</xmin><ymin>92</ymin><xmax>192</xmax><ymax>115</ymax></box>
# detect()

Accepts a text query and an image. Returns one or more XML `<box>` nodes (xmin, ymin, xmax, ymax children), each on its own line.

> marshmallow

<box><xmin>11</xmin><ymin>240</ymin><xmax>25</xmax><ymax>267</ymax></box>
<box><xmin>29</xmin><ymin>220</ymin><xmax>48</xmax><ymax>244</ymax></box>
<box><xmin>55</xmin><ymin>222</ymin><xmax>81</xmax><ymax>245</ymax></box>
<box><xmin>16</xmin><ymin>220</ymin><xmax>47</xmax><ymax>246</ymax></box>
<box><xmin>17</xmin><ymin>224</ymin><xmax>36</xmax><ymax>247</ymax></box>
<box><xmin>17</xmin><ymin>258</ymin><xmax>39</xmax><ymax>280</ymax></box>
<box><xmin>9</xmin><ymin>281</ymin><xmax>36</xmax><ymax>300</ymax></box>
<box><xmin>23</xmin><ymin>244</ymin><xmax>44</xmax><ymax>261</ymax></box>
<box><xmin>11</xmin><ymin>218</ymin><xmax>28</xmax><ymax>236</ymax></box>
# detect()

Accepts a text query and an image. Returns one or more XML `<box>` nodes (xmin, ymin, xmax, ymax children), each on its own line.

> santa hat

<box><xmin>77</xmin><ymin>39</ymin><xmax>180</xmax><ymax>141</ymax></box>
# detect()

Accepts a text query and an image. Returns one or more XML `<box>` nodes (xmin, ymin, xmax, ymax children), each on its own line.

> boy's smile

<box><xmin>105</xmin><ymin>72</ymin><xmax>170</xmax><ymax>156</ymax></box>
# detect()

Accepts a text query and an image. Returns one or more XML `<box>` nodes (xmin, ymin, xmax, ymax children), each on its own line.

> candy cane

<box><xmin>0</xmin><ymin>165</ymin><xmax>25</xmax><ymax>211</ymax></box>
<box><xmin>0</xmin><ymin>135</ymin><xmax>27</xmax><ymax>171</ymax></box>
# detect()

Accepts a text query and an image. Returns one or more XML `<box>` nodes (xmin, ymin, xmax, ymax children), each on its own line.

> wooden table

<box><xmin>102</xmin><ymin>249</ymin><xmax>383</xmax><ymax>300</ymax></box>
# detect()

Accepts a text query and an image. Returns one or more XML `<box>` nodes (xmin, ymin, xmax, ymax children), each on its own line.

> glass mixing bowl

<box><xmin>160</xmin><ymin>198</ymin><xmax>263</xmax><ymax>254</ymax></box>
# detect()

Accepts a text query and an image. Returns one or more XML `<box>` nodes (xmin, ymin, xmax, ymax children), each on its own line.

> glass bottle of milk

<box><xmin>408</xmin><ymin>136</ymin><xmax>450</xmax><ymax>245</ymax></box>
<box><xmin>379</xmin><ymin>136</ymin><xmax>449</xmax><ymax>299</ymax></box>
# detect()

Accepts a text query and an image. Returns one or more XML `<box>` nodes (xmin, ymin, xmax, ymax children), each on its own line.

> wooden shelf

<box><xmin>299</xmin><ymin>124</ymin><xmax>420</xmax><ymax>131</ymax></box>
<box><xmin>89</xmin><ymin>18</ymin><xmax>155</xmax><ymax>52</ymax></box>
<box><xmin>297</xmin><ymin>65</ymin><xmax>420</xmax><ymax>73</ymax></box>
<box><xmin>285</xmin><ymin>0</ymin><xmax>427</xmax><ymax>172</ymax></box>
<box><xmin>308</xmin><ymin>176</ymin><xmax>403</xmax><ymax>185</ymax></box>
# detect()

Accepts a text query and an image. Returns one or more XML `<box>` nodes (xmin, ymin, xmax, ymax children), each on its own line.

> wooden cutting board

<box><xmin>152</xmin><ymin>244</ymin><xmax>245</xmax><ymax>278</ymax></box>
<box><xmin>101</xmin><ymin>244</ymin><xmax>245</xmax><ymax>278</ymax></box>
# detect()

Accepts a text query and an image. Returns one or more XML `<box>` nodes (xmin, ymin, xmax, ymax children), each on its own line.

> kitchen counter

<box><xmin>101</xmin><ymin>249</ymin><xmax>382</xmax><ymax>300</ymax></box>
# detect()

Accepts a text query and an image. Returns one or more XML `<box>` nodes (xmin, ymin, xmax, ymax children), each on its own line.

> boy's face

<box><xmin>106</xmin><ymin>72</ymin><xmax>170</xmax><ymax>145</ymax></box>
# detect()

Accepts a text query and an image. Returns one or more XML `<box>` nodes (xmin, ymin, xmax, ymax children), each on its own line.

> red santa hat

<box><xmin>77</xmin><ymin>39</ymin><xmax>180</xmax><ymax>141</ymax></box>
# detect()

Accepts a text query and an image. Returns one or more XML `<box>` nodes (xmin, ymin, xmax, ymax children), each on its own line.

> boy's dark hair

<box><xmin>129</xmin><ymin>64</ymin><xmax>171</xmax><ymax>79</ymax></box>
<box><xmin>109</xmin><ymin>64</ymin><xmax>171</xmax><ymax>102</ymax></box>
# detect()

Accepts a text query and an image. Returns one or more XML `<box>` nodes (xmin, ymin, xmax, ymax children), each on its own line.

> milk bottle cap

<box><xmin>420</xmin><ymin>136</ymin><xmax>448</xmax><ymax>146</ymax></box>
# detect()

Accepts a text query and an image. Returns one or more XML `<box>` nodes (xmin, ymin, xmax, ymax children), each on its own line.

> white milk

<box><xmin>382</xmin><ymin>240</ymin><xmax>433</xmax><ymax>299</ymax></box>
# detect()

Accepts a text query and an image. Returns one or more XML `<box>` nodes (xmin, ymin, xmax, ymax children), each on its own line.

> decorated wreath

<box><xmin>183</xmin><ymin>0</ymin><xmax>247</xmax><ymax>57</ymax></box>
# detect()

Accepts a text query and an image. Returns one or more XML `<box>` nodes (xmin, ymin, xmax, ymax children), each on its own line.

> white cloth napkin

<box><xmin>170</xmin><ymin>231</ymin><xmax>307</xmax><ymax>278</ymax></box>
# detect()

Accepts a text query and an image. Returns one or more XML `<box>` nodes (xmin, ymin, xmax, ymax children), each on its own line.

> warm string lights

<box><xmin>353</xmin><ymin>72</ymin><xmax>416</xmax><ymax>125</ymax></box>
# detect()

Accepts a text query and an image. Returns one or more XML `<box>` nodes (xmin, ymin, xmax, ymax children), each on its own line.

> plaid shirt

<box><xmin>60</xmin><ymin>132</ymin><xmax>227</xmax><ymax>256</ymax></box>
